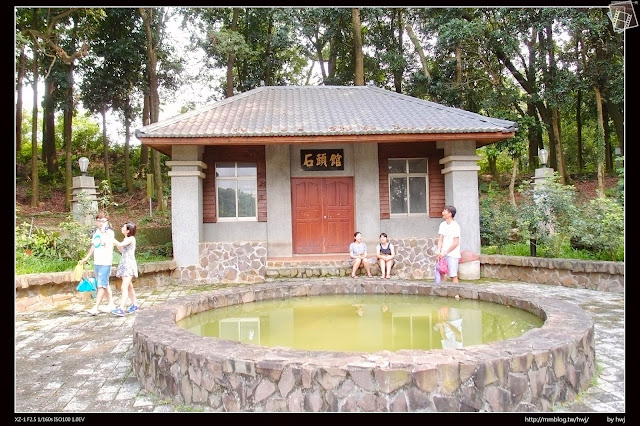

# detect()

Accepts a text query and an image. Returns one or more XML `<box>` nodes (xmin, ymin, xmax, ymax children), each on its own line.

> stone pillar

<box><xmin>438</xmin><ymin>140</ymin><xmax>481</xmax><ymax>279</ymax></box>
<box><xmin>71</xmin><ymin>175</ymin><xmax>98</xmax><ymax>226</ymax></box>
<box><xmin>266</xmin><ymin>145</ymin><xmax>293</xmax><ymax>257</ymax></box>
<box><xmin>167</xmin><ymin>146</ymin><xmax>205</xmax><ymax>268</ymax></box>
<box><xmin>353</xmin><ymin>143</ymin><xmax>380</xmax><ymax>249</ymax></box>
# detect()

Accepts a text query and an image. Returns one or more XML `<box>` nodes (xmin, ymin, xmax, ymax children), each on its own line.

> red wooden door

<box><xmin>292</xmin><ymin>177</ymin><xmax>354</xmax><ymax>254</ymax></box>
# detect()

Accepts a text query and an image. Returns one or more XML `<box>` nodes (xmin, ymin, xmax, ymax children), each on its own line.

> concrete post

<box><xmin>167</xmin><ymin>146</ymin><xmax>205</xmax><ymax>268</ymax></box>
<box><xmin>71</xmin><ymin>175</ymin><xmax>99</xmax><ymax>226</ymax></box>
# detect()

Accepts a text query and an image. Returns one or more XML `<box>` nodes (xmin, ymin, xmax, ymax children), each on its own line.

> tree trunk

<box><xmin>351</xmin><ymin>8</ymin><xmax>364</xmax><ymax>86</ymax></box>
<box><xmin>576</xmin><ymin>89</ymin><xmax>583</xmax><ymax>173</ymax></box>
<box><xmin>393</xmin><ymin>9</ymin><xmax>403</xmax><ymax>93</ymax></box>
<box><xmin>509</xmin><ymin>156</ymin><xmax>518</xmax><ymax>207</ymax></box>
<box><xmin>16</xmin><ymin>47</ymin><xmax>25</xmax><ymax>155</ymax></box>
<box><xmin>593</xmin><ymin>85</ymin><xmax>606</xmax><ymax>197</ymax></box>
<box><xmin>264</xmin><ymin>14</ymin><xmax>273</xmax><ymax>86</ymax></box>
<box><xmin>606</xmin><ymin>100</ymin><xmax>624</xmax><ymax>155</ymax></box>
<box><xmin>404</xmin><ymin>23</ymin><xmax>430</xmax><ymax>78</ymax></box>
<box><xmin>226</xmin><ymin>8</ymin><xmax>238</xmax><ymax>98</ymax></box>
<box><xmin>101</xmin><ymin>109</ymin><xmax>111</xmax><ymax>185</ymax></box>
<box><xmin>139</xmin><ymin>94</ymin><xmax>150</xmax><ymax>173</ymax></box>
<box><xmin>551</xmin><ymin>108</ymin><xmax>567</xmax><ymax>184</ymax></box>
<box><xmin>30</xmin><ymin>10</ymin><xmax>39</xmax><ymax>207</ymax></box>
<box><xmin>43</xmin><ymin>77</ymin><xmax>57</xmax><ymax>174</ymax></box>
<box><xmin>455</xmin><ymin>44</ymin><xmax>462</xmax><ymax>108</ymax></box>
<box><xmin>64</xmin><ymin>56</ymin><xmax>75</xmax><ymax>211</ymax></box>
<box><xmin>603</xmin><ymin>102</ymin><xmax>612</xmax><ymax>172</ymax></box>
<box><xmin>544</xmin><ymin>25</ymin><xmax>567</xmax><ymax>184</ymax></box>
<box><xmin>124</xmin><ymin>108</ymin><xmax>134</xmax><ymax>193</ymax></box>
<box><xmin>575</xmin><ymin>35</ymin><xmax>584</xmax><ymax>173</ymax></box>
<box><xmin>487</xmin><ymin>154</ymin><xmax>498</xmax><ymax>180</ymax></box>
<box><xmin>140</xmin><ymin>7</ymin><xmax>164</xmax><ymax>210</ymax></box>
<box><xmin>526</xmin><ymin>103</ymin><xmax>543</xmax><ymax>172</ymax></box>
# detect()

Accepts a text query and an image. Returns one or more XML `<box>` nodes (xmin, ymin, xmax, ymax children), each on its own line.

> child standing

<box><xmin>110</xmin><ymin>222</ymin><xmax>139</xmax><ymax>316</ymax></box>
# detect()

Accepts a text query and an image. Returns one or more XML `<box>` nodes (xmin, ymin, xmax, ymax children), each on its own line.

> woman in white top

<box><xmin>349</xmin><ymin>231</ymin><xmax>372</xmax><ymax>278</ymax></box>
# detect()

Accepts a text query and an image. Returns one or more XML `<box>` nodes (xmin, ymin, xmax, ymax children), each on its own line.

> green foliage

<box><xmin>479</xmin><ymin>187</ymin><xmax>518</xmax><ymax>248</ymax></box>
<box><xmin>15</xmin><ymin>215</ymin><xmax>91</xmax><ymax>263</ymax></box>
<box><xmin>570</xmin><ymin>197</ymin><xmax>624</xmax><ymax>261</ymax></box>
<box><xmin>482</xmin><ymin>239</ymin><xmax>623</xmax><ymax>262</ymax></box>
<box><xmin>57</xmin><ymin>217</ymin><xmax>94</xmax><ymax>260</ymax></box>
<box><xmin>97</xmin><ymin>179</ymin><xmax>119</xmax><ymax>213</ymax></box>
<box><xmin>15</xmin><ymin>221</ymin><xmax>60</xmax><ymax>259</ymax></box>
<box><xmin>480</xmin><ymin>172</ymin><xmax>624</xmax><ymax>262</ymax></box>
<box><xmin>15</xmin><ymin>251</ymin><xmax>78</xmax><ymax>275</ymax></box>
<box><xmin>515</xmin><ymin>173</ymin><xmax>578</xmax><ymax>257</ymax></box>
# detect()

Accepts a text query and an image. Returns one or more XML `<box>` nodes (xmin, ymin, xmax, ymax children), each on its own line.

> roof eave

<box><xmin>140</xmin><ymin>131</ymin><xmax>516</xmax><ymax>157</ymax></box>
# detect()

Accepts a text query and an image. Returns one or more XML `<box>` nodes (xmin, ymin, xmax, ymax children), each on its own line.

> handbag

<box><xmin>437</xmin><ymin>257</ymin><xmax>449</xmax><ymax>275</ymax></box>
<box><xmin>77</xmin><ymin>277</ymin><xmax>97</xmax><ymax>293</ymax></box>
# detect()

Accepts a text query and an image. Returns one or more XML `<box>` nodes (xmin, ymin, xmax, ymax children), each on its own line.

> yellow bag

<box><xmin>73</xmin><ymin>262</ymin><xmax>84</xmax><ymax>281</ymax></box>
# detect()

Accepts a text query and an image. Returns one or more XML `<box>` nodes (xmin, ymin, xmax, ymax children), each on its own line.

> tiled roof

<box><xmin>135</xmin><ymin>85</ymin><xmax>517</xmax><ymax>139</ymax></box>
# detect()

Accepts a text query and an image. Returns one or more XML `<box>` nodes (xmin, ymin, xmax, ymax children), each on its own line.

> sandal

<box><xmin>386</xmin><ymin>275</ymin><xmax>391</xmax><ymax>279</ymax></box>
<box><xmin>351</xmin><ymin>274</ymin><xmax>358</xmax><ymax>278</ymax></box>
<box><xmin>367</xmin><ymin>274</ymin><xmax>373</xmax><ymax>278</ymax></box>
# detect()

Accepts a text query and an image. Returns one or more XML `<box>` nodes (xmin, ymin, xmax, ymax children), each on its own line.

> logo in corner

<box><xmin>609</xmin><ymin>1</ymin><xmax>638</xmax><ymax>33</ymax></box>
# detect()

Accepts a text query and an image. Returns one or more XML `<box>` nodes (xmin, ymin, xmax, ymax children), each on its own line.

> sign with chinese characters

<box><xmin>301</xmin><ymin>149</ymin><xmax>344</xmax><ymax>171</ymax></box>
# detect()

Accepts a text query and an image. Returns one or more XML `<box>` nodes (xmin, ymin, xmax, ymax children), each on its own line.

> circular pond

<box><xmin>132</xmin><ymin>280</ymin><xmax>595</xmax><ymax>412</ymax></box>
<box><xmin>176</xmin><ymin>294</ymin><xmax>544</xmax><ymax>352</ymax></box>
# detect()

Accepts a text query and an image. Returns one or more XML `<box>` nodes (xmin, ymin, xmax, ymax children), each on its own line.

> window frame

<box><xmin>215</xmin><ymin>161</ymin><xmax>258</xmax><ymax>222</ymax></box>
<box><xmin>388</xmin><ymin>157</ymin><xmax>429</xmax><ymax>217</ymax></box>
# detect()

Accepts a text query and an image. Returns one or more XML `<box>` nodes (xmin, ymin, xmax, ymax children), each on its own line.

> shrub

<box><xmin>479</xmin><ymin>195</ymin><xmax>518</xmax><ymax>248</ymax></box>
<box><xmin>515</xmin><ymin>173</ymin><xmax>578</xmax><ymax>258</ymax></box>
<box><xmin>571</xmin><ymin>197</ymin><xmax>624</xmax><ymax>261</ymax></box>
<box><xmin>15</xmin><ymin>221</ymin><xmax>60</xmax><ymax>259</ymax></box>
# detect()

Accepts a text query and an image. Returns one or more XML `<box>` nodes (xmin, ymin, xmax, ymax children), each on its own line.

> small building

<box><xmin>136</xmin><ymin>85</ymin><xmax>516</xmax><ymax>282</ymax></box>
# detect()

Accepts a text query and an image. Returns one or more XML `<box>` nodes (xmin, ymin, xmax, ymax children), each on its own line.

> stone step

<box><xmin>266</xmin><ymin>256</ymin><xmax>382</xmax><ymax>279</ymax></box>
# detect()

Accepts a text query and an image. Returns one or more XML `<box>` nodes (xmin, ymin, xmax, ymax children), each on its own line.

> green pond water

<box><xmin>177</xmin><ymin>294</ymin><xmax>544</xmax><ymax>352</ymax></box>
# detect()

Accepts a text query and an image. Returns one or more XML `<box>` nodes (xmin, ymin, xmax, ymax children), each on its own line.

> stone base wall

<box><xmin>173</xmin><ymin>241</ymin><xmax>268</xmax><ymax>284</ymax></box>
<box><xmin>480</xmin><ymin>255</ymin><xmax>624</xmax><ymax>293</ymax></box>
<box><xmin>266</xmin><ymin>238</ymin><xmax>442</xmax><ymax>280</ymax></box>
<box><xmin>15</xmin><ymin>261</ymin><xmax>177</xmax><ymax>313</ymax></box>
<box><xmin>391</xmin><ymin>238</ymin><xmax>438</xmax><ymax>280</ymax></box>
<box><xmin>132</xmin><ymin>281</ymin><xmax>596</xmax><ymax>412</ymax></box>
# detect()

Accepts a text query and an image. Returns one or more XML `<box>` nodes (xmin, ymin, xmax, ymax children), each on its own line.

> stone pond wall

<box><xmin>132</xmin><ymin>281</ymin><xmax>596</xmax><ymax>412</ymax></box>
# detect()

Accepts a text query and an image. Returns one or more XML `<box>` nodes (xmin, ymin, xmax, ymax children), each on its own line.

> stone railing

<box><xmin>480</xmin><ymin>254</ymin><xmax>624</xmax><ymax>293</ymax></box>
<box><xmin>15</xmin><ymin>260</ymin><xmax>177</xmax><ymax>313</ymax></box>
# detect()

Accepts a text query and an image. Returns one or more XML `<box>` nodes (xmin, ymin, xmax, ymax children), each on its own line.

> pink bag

<box><xmin>437</xmin><ymin>257</ymin><xmax>449</xmax><ymax>275</ymax></box>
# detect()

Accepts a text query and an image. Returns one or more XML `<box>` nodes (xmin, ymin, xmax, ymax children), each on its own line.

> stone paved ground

<box><xmin>14</xmin><ymin>279</ymin><xmax>624</xmax><ymax>418</ymax></box>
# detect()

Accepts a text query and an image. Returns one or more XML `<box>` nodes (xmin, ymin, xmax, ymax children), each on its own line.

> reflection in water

<box><xmin>177</xmin><ymin>294</ymin><xmax>543</xmax><ymax>353</ymax></box>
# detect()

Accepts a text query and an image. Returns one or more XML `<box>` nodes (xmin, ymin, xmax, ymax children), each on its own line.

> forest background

<box><xmin>14</xmin><ymin>6</ymin><xmax>626</xmax><ymax>273</ymax></box>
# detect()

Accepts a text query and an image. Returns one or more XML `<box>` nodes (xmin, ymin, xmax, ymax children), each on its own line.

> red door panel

<box><xmin>292</xmin><ymin>178</ymin><xmax>354</xmax><ymax>254</ymax></box>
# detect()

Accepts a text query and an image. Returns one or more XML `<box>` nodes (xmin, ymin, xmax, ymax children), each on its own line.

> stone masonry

<box><xmin>132</xmin><ymin>280</ymin><xmax>596</xmax><ymax>412</ymax></box>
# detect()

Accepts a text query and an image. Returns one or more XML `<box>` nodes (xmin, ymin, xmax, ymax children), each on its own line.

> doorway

<box><xmin>291</xmin><ymin>177</ymin><xmax>354</xmax><ymax>254</ymax></box>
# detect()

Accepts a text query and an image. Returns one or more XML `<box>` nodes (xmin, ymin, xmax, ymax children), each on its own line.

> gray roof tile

<box><xmin>136</xmin><ymin>85</ymin><xmax>517</xmax><ymax>139</ymax></box>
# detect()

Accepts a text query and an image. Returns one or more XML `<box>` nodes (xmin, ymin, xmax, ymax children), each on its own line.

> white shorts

<box><xmin>446</xmin><ymin>256</ymin><xmax>459</xmax><ymax>277</ymax></box>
